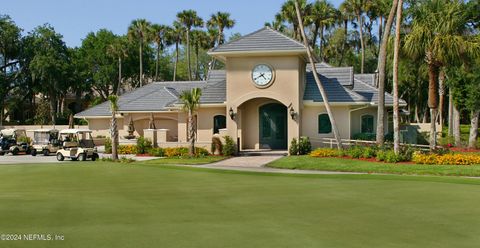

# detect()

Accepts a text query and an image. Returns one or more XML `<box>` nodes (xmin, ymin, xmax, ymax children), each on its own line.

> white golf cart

<box><xmin>29</xmin><ymin>129</ymin><xmax>60</xmax><ymax>156</ymax></box>
<box><xmin>0</xmin><ymin>128</ymin><xmax>31</xmax><ymax>155</ymax></box>
<box><xmin>56</xmin><ymin>129</ymin><xmax>99</xmax><ymax>161</ymax></box>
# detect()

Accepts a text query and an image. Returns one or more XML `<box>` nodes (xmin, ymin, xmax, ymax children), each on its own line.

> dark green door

<box><xmin>259</xmin><ymin>103</ymin><xmax>287</xmax><ymax>149</ymax></box>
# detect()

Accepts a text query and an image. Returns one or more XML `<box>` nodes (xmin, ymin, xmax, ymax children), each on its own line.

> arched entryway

<box><xmin>259</xmin><ymin>103</ymin><xmax>287</xmax><ymax>149</ymax></box>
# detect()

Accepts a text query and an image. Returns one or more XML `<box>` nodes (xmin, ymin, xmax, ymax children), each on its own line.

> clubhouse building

<box><xmin>76</xmin><ymin>27</ymin><xmax>405</xmax><ymax>151</ymax></box>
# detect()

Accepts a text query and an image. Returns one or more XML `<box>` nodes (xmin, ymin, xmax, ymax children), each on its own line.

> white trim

<box><xmin>119</xmin><ymin>110</ymin><xmax>178</xmax><ymax>114</ymax></box>
<box><xmin>303</xmin><ymin>100</ymin><xmax>370</xmax><ymax>106</ymax></box>
<box><xmin>74</xmin><ymin>115</ymin><xmax>123</xmax><ymax>119</ymax></box>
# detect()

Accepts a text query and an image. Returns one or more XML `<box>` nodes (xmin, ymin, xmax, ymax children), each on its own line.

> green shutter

<box><xmin>318</xmin><ymin>114</ymin><xmax>332</xmax><ymax>134</ymax></box>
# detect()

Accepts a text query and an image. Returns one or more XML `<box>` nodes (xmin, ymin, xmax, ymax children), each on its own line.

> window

<box><xmin>213</xmin><ymin>115</ymin><xmax>226</xmax><ymax>134</ymax></box>
<box><xmin>318</xmin><ymin>114</ymin><xmax>332</xmax><ymax>134</ymax></box>
<box><xmin>361</xmin><ymin>115</ymin><xmax>374</xmax><ymax>133</ymax></box>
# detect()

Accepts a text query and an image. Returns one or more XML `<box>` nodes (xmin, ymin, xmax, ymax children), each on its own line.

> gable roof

<box><xmin>209</xmin><ymin>27</ymin><xmax>306</xmax><ymax>54</ymax></box>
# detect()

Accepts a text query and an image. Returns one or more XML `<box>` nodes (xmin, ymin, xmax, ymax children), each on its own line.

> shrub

<box><xmin>298</xmin><ymin>136</ymin><xmax>312</xmax><ymax>155</ymax></box>
<box><xmin>136</xmin><ymin>136</ymin><xmax>152</xmax><ymax>154</ymax></box>
<box><xmin>195</xmin><ymin>147</ymin><xmax>210</xmax><ymax>157</ymax></box>
<box><xmin>384</xmin><ymin>150</ymin><xmax>402</xmax><ymax>163</ymax></box>
<box><xmin>310</xmin><ymin>148</ymin><xmax>340</xmax><ymax>157</ymax></box>
<box><xmin>165</xmin><ymin>147</ymin><xmax>188</xmax><ymax>157</ymax></box>
<box><xmin>289</xmin><ymin>138</ymin><xmax>299</xmax><ymax>155</ymax></box>
<box><xmin>376</xmin><ymin>150</ymin><xmax>387</xmax><ymax>162</ymax></box>
<box><xmin>148</xmin><ymin>147</ymin><xmax>165</xmax><ymax>157</ymax></box>
<box><xmin>353</xmin><ymin>133</ymin><xmax>376</xmax><ymax>141</ymax></box>
<box><xmin>347</xmin><ymin>146</ymin><xmax>364</xmax><ymax>159</ymax></box>
<box><xmin>117</xmin><ymin>145</ymin><xmax>137</xmax><ymax>155</ymax></box>
<box><xmin>99</xmin><ymin>157</ymin><xmax>135</xmax><ymax>163</ymax></box>
<box><xmin>361</xmin><ymin>146</ymin><xmax>377</xmax><ymax>159</ymax></box>
<box><xmin>223</xmin><ymin>136</ymin><xmax>236</xmax><ymax>156</ymax></box>
<box><xmin>104</xmin><ymin>138</ymin><xmax>112</xmax><ymax>154</ymax></box>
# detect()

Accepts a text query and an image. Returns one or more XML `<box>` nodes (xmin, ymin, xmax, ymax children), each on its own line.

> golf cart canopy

<box><xmin>0</xmin><ymin>129</ymin><xmax>26</xmax><ymax>137</ymax></box>
<box><xmin>28</xmin><ymin>129</ymin><xmax>59</xmax><ymax>133</ymax></box>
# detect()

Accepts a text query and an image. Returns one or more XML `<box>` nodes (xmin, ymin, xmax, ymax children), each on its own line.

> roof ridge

<box><xmin>210</xmin><ymin>27</ymin><xmax>268</xmax><ymax>52</ymax></box>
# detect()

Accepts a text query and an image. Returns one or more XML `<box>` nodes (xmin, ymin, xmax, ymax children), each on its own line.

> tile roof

<box><xmin>209</xmin><ymin>27</ymin><xmax>306</xmax><ymax>53</ymax></box>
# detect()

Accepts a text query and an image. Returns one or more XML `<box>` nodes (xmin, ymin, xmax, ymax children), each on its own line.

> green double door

<box><xmin>259</xmin><ymin>103</ymin><xmax>287</xmax><ymax>150</ymax></box>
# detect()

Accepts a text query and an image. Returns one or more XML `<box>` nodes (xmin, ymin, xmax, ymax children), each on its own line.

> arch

<box><xmin>233</xmin><ymin>91</ymin><xmax>290</xmax><ymax>108</ymax></box>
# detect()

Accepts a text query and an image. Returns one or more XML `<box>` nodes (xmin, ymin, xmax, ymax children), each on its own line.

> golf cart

<box><xmin>29</xmin><ymin>129</ymin><xmax>60</xmax><ymax>156</ymax></box>
<box><xmin>56</xmin><ymin>129</ymin><xmax>99</xmax><ymax>161</ymax></box>
<box><xmin>0</xmin><ymin>128</ymin><xmax>31</xmax><ymax>155</ymax></box>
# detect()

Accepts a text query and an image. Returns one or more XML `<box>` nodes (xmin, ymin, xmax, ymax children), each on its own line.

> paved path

<box><xmin>210</xmin><ymin>155</ymin><xmax>284</xmax><ymax>168</ymax></box>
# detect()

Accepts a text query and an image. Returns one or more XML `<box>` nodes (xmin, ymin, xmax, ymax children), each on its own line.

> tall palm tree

<box><xmin>341</xmin><ymin>0</ymin><xmax>367</xmax><ymax>73</ymax></box>
<box><xmin>376</xmin><ymin>0</ymin><xmax>399</xmax><ymax>145</ymax></box>
<box><xmin>392</xmin><ymin>0</ymin><xmax>403</xmax><ymax>154</ymax></box>
<box><xmin>279</xmin><ymin>0</ymin><xmax>310</xmax><ymax>40</ymax></box>
<box><xmin>176</xmin><ymin>10</ymin><xmax>204</xmax><ymax>81</ymax></box>
<box><xmin>150</xmin><ymin>24</ymin><xmax>172</xmax><ymax>81</ymax></box>
<box><xmin>207</xmin><ymin>12</ymin><xmax>235</xmax><ymax>71</ymax></box>
<box><xmin>179</xmin><ymin>88</ymin><xmax>202</xmax><ymax>156</ymax></box>
<box><xmin>294</xmin><ymin>0</ymin><xmax>343</xmax><ymax>150</ymax></box>
<box><xmin>404</xmin><ymin>0</ymin><xmax>480</xmax><ymax>149</ymax></box>
<box><xmin>309</xmin><ymin>0</ymin><xmax>337</xmax><ymax>60</ymax></box>
<box><xmin>191</xmin><ymin>30</ymin><xmax>209</xmax><ymax>80</ymax></box>
<box><xmin>107</xmin><ymin>36</ymin><xmax>128</xmax><ymax>95</ymax></box>
<box><xmin>127</xmin><ymin>19</ymin><xmax>152</xmax><ymax>87</ymax></box>
<box><xmin>108</xmin><ymin>95</ymin><xmax>119</xmax><ymax>161</ymax></box>
<box><xmin>168</xmin><ymin>21</ymin><xmax>184</xmax><ymax>82</ymax></box>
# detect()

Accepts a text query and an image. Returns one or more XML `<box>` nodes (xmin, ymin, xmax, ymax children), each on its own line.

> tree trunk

<box><xmin>319</xmin><ymin>26</ymin><xmax>324</xmax><ymax>62</ymax></box>
<box><xmin>378</xmin><ymin>15</ymin><xmax>383</xmax><ymax>49</ymax></box>
<box><xmin>114</xmin><ymin>57</ymin><xmax>122</xmax><ymax>95</ymax></box>
<box><xmin>392</xmin><ymin>0</ymin><xmax>403</xmax><ymax>154</ymax></box>
<box><xmin>376</xmin><ymin>0</ymin><xmax>399</xmax><ymax>145</ymax></box>
<box><xmin>357</xmin><ymin>13</ymin><xmax>365</xmax><ymax>74</ymax></box>
<box><xmin>311</xmin><ymin>24</ymin><xmax>319</xmax><ymax>50</ymax></box>
<box><xmin>468</xmin><ymin>110</ymin><xmax>479</xmax><ymax>149</ymax></box>
<box><xmin>49</xmin><ymin>96</ymin><xmax>56</xmax><ymax>126</ymax></box>
<box><xmin>188</xmin><ymin>110</ymin><xmax>195</xmax><ymax>156</ymax></box>
<box><xmin>438</xmin><ymin>69</ymin><xmax>445</xmax><ymax>126</ymax></box>
<box><xmin>427</xmin><ymin>60</ymin><xmax>439</xmax><ymax>150</ymax></box>
<box><xmin>195</xmin><ymin>45</ymin><xmax>200</xmax><ymax>80</ymax></box>
<box><xmin>339</xmin><ymin>19</ymin><xmax>348</xmax><ymax>66</ymax></box>
<box><xmin>453</xmin><ymin>104</ymin><xmax>461</xmax><ymax>147</ymax></box>
<box><xmin>139</xmin><ymin>40</ymin><xmax>143</xmax><ymax>87</ymax></box>
<box><xmin>174</xmin><ymin>41</ymin><xmax>179</xmax><ymax>81</ymax></box>
<box><xmin>186</xmin><ymin>29</ymin><xmax>192</xmax><ymax>81</ymax></box>
<box><xmin>155</xmin><ymin>44</ymin><xmax>160</xmax><ymax>81</ymax></box>
<box><xmin>295</xmin><ymin>0</ymin><xmax>342</xmax><ymax>149</ymax></box>
<box><xmin>111</xmin><ymin>112</ymin><xmax>119</xmax><ymax>161</ymax></box>
<box><xmin>448</xmin><ymin>87</ymin><xmax>453</xmax><ymax>136</ymax></box>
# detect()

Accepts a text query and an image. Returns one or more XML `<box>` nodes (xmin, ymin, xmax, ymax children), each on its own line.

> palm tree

<box><xmin>309</xmin><ymin>0</ymin><xmax>337</xmax><ymax>60</ymax></box>
<box><xmin>341</xmin><ymin>0</ymin><xmax>367</xmax><ymax>73</ymax></box>
<box><xmin>127</xmin><ymin>19</ymin><xmax>152</xmax><ymax>87</ymax></box>
<box><xmin>150</xmin><ymin>24</ymin><xmax>172</xmax><ymax>81</ymax></box>
<box><xmin>107</xmin><ymin>36</ymin><xmax>128</xmax><ymax>95</ymax></box>
<box><xmin>404</xmin><ymin>0</ymin><xmax>480</xmax><ymax>149</ymax></box>
<box><xmin>279</xmin><ymin>0</ymin><xmax>310</xmax><ymax>40</ymax></box>
<box><xmin>168</xmin><ymin>21</ymin><xmax>184</xmax><ymax>81</ymax></box>
<box><xmin>392</xmin><ymin>0</ymin><xmax>403</xmax><ymax>154</ymax></box>
<box><xmin>176</xmin><ymin>10</ymin><xmax>204</xmax><ymax>81</ymax></box>
<box><xmin>191</xmin><ymin>30</ymin><xmax>209</xmax><ymax>80</ymax></box>
<box><xmin>179</xmin><ymin>88</ymin><xmax>202</xmax><ymax>156</ymax></box>
<box><xmin>108</xmin><ymin>95</ymin><xmax>119</xmax><ymax>161</ymax></box>
<box><xmin>207</xmin><ymin>12</ymin><xmax>235</xmax><ymax>71</ymax></box>
<box><xmin>294</xmin><ymin>0</ymin><xmax>343</xmax><ymax>150</ymax></box>
<box><xmin>376</xmin><ymin>0</ymin><xmax>399</xmax><ymax>145</ymax></box>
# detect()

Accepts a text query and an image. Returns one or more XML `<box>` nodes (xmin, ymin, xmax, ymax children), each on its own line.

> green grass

<box><xmin>267</xmin><ymin>156</ymin><xmax>480</xmax><ymax>177</ymax></box>
<box><xmin>141</xmin><ymin>155</ymin><xmax>227</xmax><ymax>165</ymax></box>
<box><xmin>1</xmin><ymin>162</ymin><xmax>480</xmax><ymax>247</ymax></box>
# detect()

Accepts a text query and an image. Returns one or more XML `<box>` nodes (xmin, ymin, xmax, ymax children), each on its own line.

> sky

<box><xmin>3</xmin><ymin>0</ymin><xmax>343</xmax><ymax>48</ymax></box>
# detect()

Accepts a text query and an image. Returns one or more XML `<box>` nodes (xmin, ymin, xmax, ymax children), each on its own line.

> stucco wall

<box><xmin>196</xmin><ymin>107</ymin><xmax>226</xmax><ymax>143</ymax></box>
<box><xmin>301</xmin><ymin>105</ymin><xmax>351</xmax><ymax>148</ymax></box>
<box><xmin>350</xmin><ymin>107</ymin><xmax>377</xmax><ymax>136</ymax></box>
<box><xmin>225</xmin><ymin>55</ymin><xmax>303</xmax><ymax>150</ymax></box>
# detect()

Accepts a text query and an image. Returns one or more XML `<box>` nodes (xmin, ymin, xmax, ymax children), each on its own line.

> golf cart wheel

<box><xmin>26</xmin><ymin>147</ymin><xmax>31</xmax><ymax>154</ymax></box>
<box><xmin>78</xmin><ymin>153</ymin><xmax>87</xmax><ymax>161</ymax></box>
<box><xmin>91</xmin><ymin>153</ymin><xmax>98</xmax><ymax>161</ymax></box>
<box><xmin>31</xmin><ymin>149</ymin><xmax>37</xmax><ymax>156</ymax></box>
<box><xmin>12</xmin><ymin>148</ymin><xmax>19</xmax><ymax>155</ymax></box>
<box><xmin>56</xmin><ymin>153</ymin><xmax>64</xmax><ymax>161</ymax></box>
<box><xmin>43</xmin><ymin>149</ymin><xmax>50</xmax><ymax>156</ymax></box>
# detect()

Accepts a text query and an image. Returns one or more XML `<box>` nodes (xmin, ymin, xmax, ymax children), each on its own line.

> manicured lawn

<box><xmin>141</xmin><ymin>155</ymin><xmax>227</xmax><ymax>165</ymax></box>
<box><xmin>1</xmin><ymin>162</ymin><xmax>480</xmax><ymax>247</ymax></box>
<box><xmin>267</xmin><ymin>156</ymin><xmax>480</xmax><ymax>177</ymax></box>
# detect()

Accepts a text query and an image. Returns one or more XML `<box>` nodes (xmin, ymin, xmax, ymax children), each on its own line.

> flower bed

<box><xmin>413</xmin><ymin>153</ymin><xmax>480</xmax><ymax>165</ymax></box>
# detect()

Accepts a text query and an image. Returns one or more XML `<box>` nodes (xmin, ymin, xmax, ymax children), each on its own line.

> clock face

<box><xmin>252</xmin><ymin>64</ymin><xmax>274</xmax><ymax>87</ymax></box>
